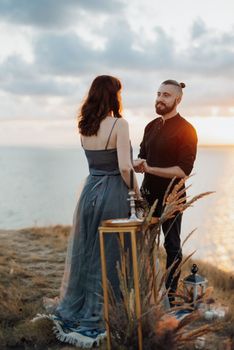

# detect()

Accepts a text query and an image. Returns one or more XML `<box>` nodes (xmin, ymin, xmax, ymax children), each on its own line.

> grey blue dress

<box><xmin>56</xmin><ymin>120</ymin><xmax>130</xmax><ymax>329</ymax></box>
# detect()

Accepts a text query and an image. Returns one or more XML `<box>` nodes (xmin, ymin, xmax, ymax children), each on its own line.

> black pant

<box><xmin>162</xmin><ymin>212</ymin><xmax>183</xmax><ymax>299</ymax></box>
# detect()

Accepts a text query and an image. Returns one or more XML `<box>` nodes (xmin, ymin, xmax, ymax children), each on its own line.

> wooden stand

<box><xmin>99</xmin><ymin>220</ymin><xmax>143</xmax><ymax>350</ymax></box>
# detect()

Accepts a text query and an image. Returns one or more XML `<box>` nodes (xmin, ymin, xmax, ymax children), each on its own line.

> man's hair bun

<box><xmin>162</xmin><ymin>79</ymin><xmax>186</xmax><ymax>89</ymax></box>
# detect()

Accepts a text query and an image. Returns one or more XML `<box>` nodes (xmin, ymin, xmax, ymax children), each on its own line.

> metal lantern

<box><xmin>183</xmin><ymin>264</ymin><xmax>208</xmax><ymax>304</ymax></box>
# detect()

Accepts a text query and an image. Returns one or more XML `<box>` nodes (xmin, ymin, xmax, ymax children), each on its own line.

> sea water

<box><xmin>0</xmin><ymin>146</ymin><xmax>233</xmax><ymax>272</ymax></box>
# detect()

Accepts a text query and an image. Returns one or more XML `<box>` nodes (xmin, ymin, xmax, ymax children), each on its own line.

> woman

<box><xmin>51</xmin><ymin>75</ymin><xmax>140</xmax><ymax>347</ymax></box>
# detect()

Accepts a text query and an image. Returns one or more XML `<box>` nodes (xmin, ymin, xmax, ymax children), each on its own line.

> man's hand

<box><xmin>133</xmin><ymin>158</ymin><xmax>145</xmax><ymax>173</ymax></box>
<box><xmin>142</xmin><ymin>161</ymin><xmax>150</xmax><ymax>173</ymax></box>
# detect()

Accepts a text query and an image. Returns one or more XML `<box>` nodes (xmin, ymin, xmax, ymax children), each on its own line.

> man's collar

<box><xmin>161</xmin><ymin>113</ymin><xmax>180</xmax><ymax>123</ymax></box>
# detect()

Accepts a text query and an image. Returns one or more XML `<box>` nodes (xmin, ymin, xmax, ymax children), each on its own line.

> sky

<box><xmin>0</xmin><ymin>0</ymin><xmax>234</xmax><ymax>146</ymax></box>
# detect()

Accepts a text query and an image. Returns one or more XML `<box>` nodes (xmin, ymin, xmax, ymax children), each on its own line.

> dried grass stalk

<box><xmin>107</xmin><ymin>178</ymin><xmax>217</xmax><ymax>349</ymax></box>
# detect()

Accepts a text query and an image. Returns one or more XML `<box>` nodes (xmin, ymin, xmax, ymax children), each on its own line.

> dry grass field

<box><xmin>0</xmin><ymin>225</ymin><xmax>233</xmax><ymax>349</ymax></box>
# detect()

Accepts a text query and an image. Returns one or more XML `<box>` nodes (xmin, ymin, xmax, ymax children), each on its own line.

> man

<box><xmin>134</xmin><ymin>80</ymin><xmax>197</xmax><ymax>305</ymax></box>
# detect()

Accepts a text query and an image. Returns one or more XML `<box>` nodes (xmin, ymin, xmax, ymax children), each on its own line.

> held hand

<box><xmin>142</xmin><ymin>160</ymin><xmax>150</xmax><ymax>173</ymax></box>
<box><xmin>133</xmin><ymin>159</ymin><xmax>145</xmax><ymax>173</ymax></box>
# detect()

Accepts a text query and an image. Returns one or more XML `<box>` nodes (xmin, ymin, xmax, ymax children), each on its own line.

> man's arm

<box><xmin>133</xmin><ymin>126</ymin><xmax>147</xmax><ymax>173</ymax></box>
<box><xmin>138</xmin><ymin>124</ymin><xmax>147</xmax><ymax>159</ymax></box>
<box><xmin>143</xmin><ymin>163</ymin><xmax>186</xmax><ymax>178</ymax></box>
<box><xmin>143</xmin><ymin>123</ymin><xmax>197</xmax><ymax>179</ymax></box>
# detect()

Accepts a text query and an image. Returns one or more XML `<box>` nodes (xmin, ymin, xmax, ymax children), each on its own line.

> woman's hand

<box><xmin>133</xmin><ymin>159</ymin><xmax>145</xmax><ymax>173</ymax></box>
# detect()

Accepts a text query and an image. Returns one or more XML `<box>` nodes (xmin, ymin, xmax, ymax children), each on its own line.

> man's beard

<box><xmin>156</xmin><ymin>99</ymin><xmax>177</xmax><ymax>115</ymax></box>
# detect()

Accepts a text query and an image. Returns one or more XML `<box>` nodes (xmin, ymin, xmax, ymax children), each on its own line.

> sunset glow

<box><xmin>0</xmin><ymin>115</ymin><xmax>233</xmax><ymax>147</ymax></box>
<box><xmin>189</xmin><ymin>116</ymin><xmax>234</xmax><ymax>146</ymax></box>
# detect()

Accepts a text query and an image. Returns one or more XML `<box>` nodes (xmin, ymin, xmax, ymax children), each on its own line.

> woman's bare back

<box><xmin>81</xmin><ymin>116</ymin><xmax>118</xmax><ymax>150</ymax></box>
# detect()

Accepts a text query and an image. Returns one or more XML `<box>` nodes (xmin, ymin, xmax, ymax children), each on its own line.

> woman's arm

<box><xmin>116</xmin><ymin>119</ymin><xmax>141</xmax><ymax>197</ymax></box>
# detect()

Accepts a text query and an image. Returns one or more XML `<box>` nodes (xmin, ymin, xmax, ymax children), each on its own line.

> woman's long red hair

<box><xmin>78</xmin><ymin>75</ymin><xmax>123</xmax><ymax>136</ymax></box>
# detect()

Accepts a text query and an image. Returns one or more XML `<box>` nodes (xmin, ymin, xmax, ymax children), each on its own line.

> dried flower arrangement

<box><xmin>106</xmin><ymin>177</ymin><xmax>219</xmax><ymax>349</ymax></box>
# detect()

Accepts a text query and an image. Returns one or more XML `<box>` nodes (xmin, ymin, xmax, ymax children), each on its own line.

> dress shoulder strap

<box><xmin>80</xmin><ymin>135</ymin><xmax>84</xmax><ymax>148</ymax></box>
<box><xmin>105</xmin><ymin>118</ymin><xmax>118</xmax><ymax>150</ymax></box>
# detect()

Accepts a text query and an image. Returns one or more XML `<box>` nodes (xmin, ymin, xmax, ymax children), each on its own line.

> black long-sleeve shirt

<box><xmin>138</xmin><ymin>113</ymin><xmax>197</xmax><ymax>215</ymax></box>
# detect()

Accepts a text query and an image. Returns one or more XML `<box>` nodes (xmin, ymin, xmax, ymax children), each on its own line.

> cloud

<box><xmin>0</xmin><ymin>55</ymin><xmax>34</xmax><ymax>80</ymax></box>
<box><xmin>181</xmin><ymin>29</ymin><xmax>234</xmax><ymax>77</ymax></box>
<box><xmin>30</xmin><ymin>20</ymin><xmax>176</xmax><ymax>78</ymax></box>
<box><xmin>191</xmin><ymin>18</ymin><xmax>207</xmax><ymax>39</ymax></box>
<box><xmin>77</xmin><ymin>0</ymin><xmax>124</xmax><ymax>13</ymax></box>
<box><xmin>0</xmin><ymin>55</ymin><xmax>77</xmax><ymax>96</ymax></box>
<box><xmin>1</xmin><ymin>18</ymin><xmax>233</xmax><ymax>78</ymax></box>
<box><xmin>103</xmin><ymin>23</ymin><xmax>175</xmax><ymax>70</ymax></box>
<box><xmin>0</xmin><ymin>0</ymin><xmax>77</xmax><ymax>29</ymax></box>
<box><xmin>34</xmin><ymin>32</ymin><xmax>102</xmax><ymax>76</ymax></box>
<box><xmin>0</xmin><ymin>0</ymin><xmax>123</xmax><ymax>29</ymax></box>
<box><xmin>0</xmin><ymin>2</ymin><xmax>234</xmax><ymax>121</ymax></box>
<box><xmin>2</xmin><ymin>77</ymin><xmax>75</xmax><ymax>96</ymax></box>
